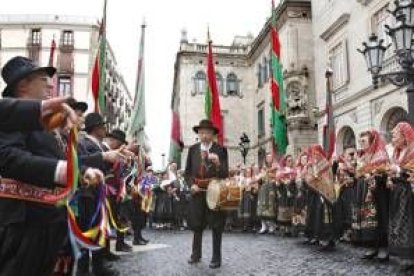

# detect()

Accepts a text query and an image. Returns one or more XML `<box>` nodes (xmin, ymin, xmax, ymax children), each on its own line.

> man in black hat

<box><xmin>104</xmin><ymin>129</ymin><xmax>135</xmax><ymax>252</ymax></box>
<box><xmin>185</xmin><ymin>119</ymin><xmax>229</xmax><ymax>269</ymax></box>
<box><xmin>66</xmin><ymin>98</ymin><xmax>88</xmax><ymax>131</ymax></box>
<box><xmin>0</xmin><ymin>56</ymin><xmax>103</xmax><ymax>275</ymax></box>
<box><xmin>77</xmin><ymin>113</ymin><xmax>125</xmax><ymax>276</ymax></box>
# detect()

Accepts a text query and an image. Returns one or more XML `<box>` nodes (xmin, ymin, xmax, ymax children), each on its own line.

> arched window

<box><xmin>342</xmin><ymin>127</ymin><xmax>356</xmax><ymax>151</ymax></box>
<box><xmin>193</xmin><ymin>71</ymin><xmax>206</xmax><ymax>95</ymax></box>
<box><xmin>382</xmin><ymin>107</ymin><xmax>408</xmax><ymax>142</ymax></box>
<box><xmin>226</xmin><ymin>73</ymin><xmax>239</xmax><ymax>96</ymax></box>
<box><xmin>216</xmin><ymin>72</ymin><xmax>224</xmax><ymax>96</ymax></box>
<box><xmin>386</xmin><ymin>108</ymin><xmax>408</xmax><ymax>133</ymax></box>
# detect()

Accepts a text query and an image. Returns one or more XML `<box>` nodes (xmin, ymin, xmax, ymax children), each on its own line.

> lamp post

<box><xmin>358</xmin><ymin>0</ymin><xmax>414</xmax><ymax>123</ymax></box>
<box><xmin>161</xmin><ymin>153</ymin><xmax>166</xmax><ymax>169</ymax></box>
<box><xmin>239</xmin><ymin>133</ymin><xmax>250</xmax><ymax>165</ymax></box>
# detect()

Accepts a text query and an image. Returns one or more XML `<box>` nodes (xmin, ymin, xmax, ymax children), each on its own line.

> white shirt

<box><xmin>200</xmin><ymin>142</ymin><xmax>212</xmax><ymax>152</ymax></box>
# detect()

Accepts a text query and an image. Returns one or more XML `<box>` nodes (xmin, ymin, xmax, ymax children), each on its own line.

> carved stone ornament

<box><xmin>349</xmin><ymin>112</ymin><xmax>358</xmax><ymax>123</ymax></box>
<box><xmin>373</xmin><ymin>99</ymin><xmax>384</xmax><ymax>115</ymax></box>
<box><xmin>286</xmin><ymin>80</ymin><xmax>308</xmax><ymax>118</ymax></box>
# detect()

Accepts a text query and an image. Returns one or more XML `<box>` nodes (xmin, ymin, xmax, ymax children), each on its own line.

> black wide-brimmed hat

<box><xmin>1</xmin><ymin>56</ymin><xmax>56</xmax><ymax>97</ymax></box>
<box><xmin>67</xmin><ymin>98</ymin><xmax>88</xmax><ymax>113</ymax></box>
<box><xmin>84</xmin><ymin>112</ymin><xmax>106</xmax><ymax>132</ymax></box>
<box><xmin>107</xmin><ymin>129</ymin><xmax>127</xmax><ymax>145</ymax></box>
<box><xmin>193</xmin><ymin>119</ymin><xmax>219</xmax><ymax>134</ymax></box>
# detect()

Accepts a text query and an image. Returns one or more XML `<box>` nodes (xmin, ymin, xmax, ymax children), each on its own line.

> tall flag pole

<box><xmin>92</xmin><ymin>0</ymin><xmax>107</xmax><ymax>113</ymax></box>
<box><xmin>204</xmin><ymin>28</ymin><xmax>224</xmax><ymax>145</ymax></box>
<box><xmin>323</xmin><ymin>68</ymin><xmax>335</xmax><ymax>159</ymax></box>
<box><xmin>270</xmin><ymin>0</ymin><xmax>288</xmax><ymax>156</ymax></box>
<box><xmin>128</xmin><ymin>20</ymin><xmax>147</xmax><ymax>145</ymax></box>
<box><xmin>169</xmin><ymin>96</ymin><xmax>184</xmax><ymax>167</ymax></box>
<box><xmin>48</xmin><ymin>36</ymin><xmax>58</xmax><ymax>98</ymax></box>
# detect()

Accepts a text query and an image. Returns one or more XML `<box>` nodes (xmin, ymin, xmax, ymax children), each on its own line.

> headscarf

<box><xmin>393</xmin><ymin>122</ymin><xmax>414</xmax><ymax>166</ymax></box>
<box><xmin>358</xmin><ymin>129</ymin><xmax>390</xmax><ymax>174</ymax></box>
<box><xmin>277</xmin><ymin>154</ymin><xmax>297</xmax><ymax>182</ymax></box>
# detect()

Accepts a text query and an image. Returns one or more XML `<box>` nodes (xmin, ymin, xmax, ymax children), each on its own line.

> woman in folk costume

<box><xmin>335</xmin><ymin>149</ymin><xmax>357</xmax><ymax>242</ymax></box>
<box><xmin>293</xmin><ymin>151</ymin><xmax>309</xmax><ymax>238</ymax></box>
<box><xmin>175</xmin><ymin>169</ymin><xmax>190</xmax><ymax>230</ymax></box>
<box><xmin>388</xmin><ymin>122</ymin><xmax>414</xmax><ymax>272</ymax></box>
<box><xmin>257</xmin><ymin>153</ymin><xmax>278</xmax><ymax>234</ymax></box>
<box><xmin>356</xmin><ymin>130</ymin><xmax>390</xmax><ymax>262</ymax></box>
<box><xmin>301</xmin><ymin>149</ymin><xmax>322</xmax><ymax>245</ymax></box>
<box><xmin>153</xmin><ymin>172</ymin><xmax>175</xmax><ymax>229</ymax></box>
<box><xmin>275</xmin><ymin>155</ymin><xmax>298</xmax><ymax>236</ymax></box>
<box><xmin>305</xmin><ymin>144</ymin><xmax>337</xmax><ymax>250</ymax></box>
<box><xmin>239</xmin><ymin>166</ymin><xmax>260</xmax><ymax>232</ymax></box>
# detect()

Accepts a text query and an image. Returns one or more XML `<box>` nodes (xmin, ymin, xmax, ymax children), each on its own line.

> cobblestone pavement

<box><xmin>116</xmin><ymin>230</ymin><xmax>401</xmax><ymax>276</ymax></box>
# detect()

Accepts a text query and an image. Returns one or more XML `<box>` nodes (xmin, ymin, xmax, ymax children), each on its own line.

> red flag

<box><xmin>91</xmin><ymin>0</ymin><xmax>107</xmax><ymax>113</ymax></box>
<box><xmin>48</xmin><ymin>38</ymin><xmax>58</xmax><ymax>98</ymax></box>
<box><xmin>205</xmin><ymin>32</ymin><xmax>224</xmax><ymax>145</ymax></box>
<box><xmin>91</xmin><ymin>55</ymin><xmax>100</xmax><ymax>112</ymax></box>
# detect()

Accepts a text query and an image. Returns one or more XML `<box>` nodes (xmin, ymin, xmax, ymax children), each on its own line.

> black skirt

<box><xmin>239</xmin><ymin>191</ymin><xmax>257</xmax><ymax>219</ymax></box>
<box><xmin>389</xmin><ymin>175</ymin><xmax>414</xmax><ymax>259</ymax></box>
<box><xmin>350</xmin><ymin>178</ymin><xmax>377</xmax><ymax>244</ymax></box>
<box><xmin>154</xmin><ymin>192</ymin><xmax>174</xmax><ymax>223</ymax></box>
<box><xmin>276</xmin><ymin>181</ymin><xmax>297</xmax><ymax>225</ymax></box>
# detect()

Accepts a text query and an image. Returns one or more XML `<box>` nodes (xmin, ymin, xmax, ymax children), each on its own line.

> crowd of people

<box><xmin>1</xmin><ymin>54</ymin><xmax>414</xmax><ymax>275</ymax></box>
<box><xmin>0</xmin><ymin>56</ymin><xmax>160</xmax><ymax>276</ymax></box>
<box><xmin>147</xmin><ymin>122</ymin><xmax>414</xmax><ymax>273</ymax></box>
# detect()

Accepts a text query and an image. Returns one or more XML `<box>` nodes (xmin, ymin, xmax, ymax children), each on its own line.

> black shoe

<box><xmin>92</xmin><ymin>264</ymin><xmax>120</xmax><ymax>276</ymax></box>
<box><xmin>257</xmin><ymin>229</ymin><xmax>268</xmax><ymax>234</ymax></box>
<box><xmin>376</xmin><ymin>248</ymin><xmax>389</xmax><ymax>262</ymax></box>
<box><xmin>188</xmin><ymin>257</ymin><xmax>201</xmax><ymax>264</ymax></box>
<box><xmin>115</xmin><ymin>242</ymin><xmax>133</xmax><ymax>252</ymax></box>
<box><xmin>75</xmin><ymin>267</ymin><xmax>90</xmax><ymax>276</ymax></box>
<box><xmin>92</xmin><ymin>263</ymin><xmax>120</xmax><ymax>276</ymax></box>
<box><xmin>302</xmin><ymin>238</ymin><xmax>312</xmax><ymax>245</ymax></box>
<box><xmin>209</xmin><ymin>260</ymin><xmax>221</xmax><ymax>269</ymax></box>
<box><xmin>361</xmin><ymin>249</ymin><xmax>378</xmax><ymax>260</ymax></box>
<box><xmin>103</xmin><ymin>251</ymin><xmax>121</xmax><ymax>262</ymax></box>
<box><xmin>399</xmin><ymin>264</ymin><xmax>414</xmax><ymax>274</ymax></box>
<box><xmin>319</xmin><ymin>240</ymin><xmax>335</xmax><ymax>251</ymax></box>
<box><xmin>140</xmin><ymin>237</ymin><xmax>150</xmax><ymax>243</ymax></box>
<box><xmin>133</xmin><ymin>239</ymin><xmax>147</xmax><ymax>246</ymax></box>
<box><xmin>309</xmin><ymin>239</ymin><xmax>319</xmax><ymax>245</ymax></box>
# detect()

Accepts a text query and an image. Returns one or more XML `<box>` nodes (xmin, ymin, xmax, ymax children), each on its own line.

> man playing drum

<box><xmin>184</xmin><ymin>119</ymin><xmax>229</xmax><ymax>269</ymax></box>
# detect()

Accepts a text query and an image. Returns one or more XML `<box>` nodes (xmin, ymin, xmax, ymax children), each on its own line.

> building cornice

<box><xmin>356</xmin><ymin>0</ymin><xmax>374</xmax><ymax>6</ymax></box>
<box><xmin>320</xmin><ymin>13</ymin><xmax>350</xmax><ymax>41</ymax></box>
<box><xmin>248</xmin><ymin>0</ymin><xmax>311</xmax><ymax>60</ymax></box>
<box><xmin>0</xmin><ymin>14</ymin><xmax>99</xmax><ymax>28</ymax></box>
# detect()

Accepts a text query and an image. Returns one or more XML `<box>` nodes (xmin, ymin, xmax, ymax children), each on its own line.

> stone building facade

<box><xmin>171</xmin><ymin>0</ymin><xmax>317</xmax><ymax>168</ymax></box>
<box><xmin>0</xmin><ymin>14</ymin><xmax>133</xmax><ymax>131</ymax></box>
<box><xmin>312</xmin><ymin>0</ymin><xmax>409</xmax><ymax>154</ymax></box>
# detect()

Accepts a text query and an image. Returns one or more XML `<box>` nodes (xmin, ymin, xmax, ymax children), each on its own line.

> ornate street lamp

<box><xmin>239</xmin><ymin>133</ymin><xmax>250</xmax><ymax>165</ymax></box>
<box><xmin>358</xmin><ymin>0</ymin><xmax>414</xmax><ymax>123</ymax></box>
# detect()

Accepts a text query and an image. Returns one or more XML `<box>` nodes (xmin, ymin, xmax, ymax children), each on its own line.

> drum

<box><xmin>206</xmin><ymin>179</ymin><xmax>241</xmax><ymax>211</ymax></box>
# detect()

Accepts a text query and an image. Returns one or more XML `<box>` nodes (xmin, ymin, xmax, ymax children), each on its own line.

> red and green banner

<box><xmin>92</xmin><ymin>0</ymin><xmax>107</xmax><ymax>114</ymax></box>
<box><xmin>323</xmin><ymin>71</ymin><xmax>335</xmax><ymax>159</ymax></box>
<box><xmin>169</xmin><ymin>108</ymin><xmax>184</xmax><ymax>167</ymax></box>
<box><xmin>270</xmin><ymin>0</ymin><xmax>288</xmax><ymax>156</ymax></box>
<box><xmin>204</xmin><ymin>32</ymin><xmax>224</xmax><ymax>145</ymax></box>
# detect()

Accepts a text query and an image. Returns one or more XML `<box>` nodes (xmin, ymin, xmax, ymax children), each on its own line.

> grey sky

<box><xmin>1</xmin><ymin>0</ymin><xmax>275</xmax><ymax>169</ymax></box>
